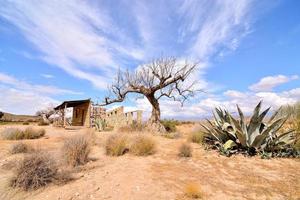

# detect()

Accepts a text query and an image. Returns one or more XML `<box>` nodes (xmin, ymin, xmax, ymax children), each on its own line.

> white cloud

<box><xmin>130</xmin><ymin>79</ymin><xmax>300</xmax><ymax>120</ymax></box>
<box><xmin>0</xmin><ymin>73</ymin><xmax>83</xmax><ymax>114</ymax></box>
<box><xmin>179</xmin><ymin>0</ymin><xmax>253</xmax><ymax>60</ymax></box>
<box><xmin>0</xmin><ymin>86</ymin><xmax>58</xmax><ymax>115</ymax></box>
<box><xmin>0</xmin><ymin>72</ymin><xmax>82</xmax><ymax>95</ymax></box>
<box><xmin>41</xmin><ymin>74</ymin><xmax>54</xmax><ymax>79</ymax></box>
<box><xmin>0</xmin><ymin>0</ymin><xmax>257</xmax><ymax>89</ymax></box>
<box><xmin>249</xmin><ymin>75</ymin><xmax>299</xmax><ymax>92</ymax></box>
<box><xmin>0</xmin><ymin>0</ymin><xmax>143</xmax><ymax>89</ymax></box>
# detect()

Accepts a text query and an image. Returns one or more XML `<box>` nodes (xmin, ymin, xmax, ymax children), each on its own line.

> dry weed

<box><xmin>10</xmin><ymin>142</ymin><xmax>30</xmax><ymax>154</ymax></box>
<box><xmin>10</xmin><ymin>152</ymin><xmax>61</xmax><ymax>190</ymax></box>
<box><xmin>178</xmin><ymin>143</ymin><xmax>192</xmax><ymax>157</ymax></box>
<box><xmin>105</xmin><ymin>134</ymin><xmax>128</xmax><ymax>156</ymax></box>
<box><xmin>184</xmin><ymin>182</ymin><xmax>203</xmax><ymax>199</ymax></box>
<box><xmin>62</xmin><ymin>135</ymin><xmax>91</xmax><ymax>166</ymax></box>
<box><xmin>130</xmin><ymin>135</ymin><xmax>156</xmax><ymax>156</ymax></box>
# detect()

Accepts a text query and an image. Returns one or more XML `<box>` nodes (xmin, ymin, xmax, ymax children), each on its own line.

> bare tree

<box><xmin>36</xmin><ymin>107</ymin><xmax>55</xmax><ymax>123</ymax></box>
<box><xmin>102</xmin><ymin>57</ymin><xmax>200</xmax><ymax>132</ymax></box>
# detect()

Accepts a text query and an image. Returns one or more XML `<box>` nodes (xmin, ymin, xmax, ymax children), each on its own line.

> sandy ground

<box><xmin>0</xmin><ymin>124</ymin><xmax>299</xmax><ymax>200</ymax></box>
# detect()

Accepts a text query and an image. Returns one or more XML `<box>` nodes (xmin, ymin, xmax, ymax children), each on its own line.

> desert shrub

<box><xmin>130</xmin><ymin>135</ymin><xmax>156</xmax><ymax>156</ymax></box>
<box><xmin>38</xmin><ymin>120</ymin><xmax>49</xmax><ymax>126</ymax></box>
<box><xmin>178</xmin><ymin>143</ymin><xmax>192</xmax><ymax>157</ymax></box>
<box><xmin>0</xmin><ymin>128</ymin><xmax>23</xmax><ymax>140</ymax></box>
<box><xmin>22</xmin><ymin>122</ymin><xmax>29</xmax><ymax>125</ymax></box>
<box><xmin>189</xmin><ymin>131</ymin><xmax>205</xmax><ymax>144</ymax></box>
<box><xmin>105</xmin><ymin>134</ymin><xmax>128</xmax><ymax>156</ymax></box>
<box><xmin>184</xmin><ymin>182</ymin><xmax>203</xmax><ymax>199</ymax></box>
<box><xmin>62</xmin><ymin>135</ymin><xmax>91</xmax><ymax>166</ymax></box>
<box><xmin>118</xmin><ymin>121</ymin><xmax>144</xmax><ymax>133</ymax></box>
<box><xmin>10</xmin><ymin>142</ymin><xmax>29</xmax><ymax>154</ymax></box>
<box><xmin>160</xmin><ymin>120</ymin><xmax>178</xmax><ymax>132</ymax></box>
<box><xmin>0</xmin><ymin>127</ymin><xmax>45</xmax><ymax>140</ymax></box>
<box><xmin>10</xmin><ymin>152</ymin><xmax>58</xmax><ymax>190</ymax></box>
<box><xmin>163</xmin><ymin>131</ymin><xmax>181</xmax><ymax>139</ymax></box>
<box><xmin>23</xmin><ymin>127</ymin><xmax>46</xmax><ymax>139</ymax></box>
<box><xmin>0</xmin><ymin>111</ymin><xmax>4</xmax><ymax>119</ymax></box>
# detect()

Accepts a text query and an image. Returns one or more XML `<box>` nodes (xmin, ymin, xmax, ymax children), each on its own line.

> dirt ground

<box><xmin>0</xmin><ymin>124</ymin><xmax>299</xmax><ymax>200</ymax></box>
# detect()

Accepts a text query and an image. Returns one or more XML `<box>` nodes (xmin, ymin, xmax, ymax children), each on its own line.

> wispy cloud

<box><xmin>0</xmin><ymin>0</ymin><xmax>256</xmax><ymax>89</ymax></box>
<box><xmin>131</xmin><ymin>74</ymin><xmax>300</xmax><ymax>119</ymax></box>
<box><xmin>41</xmin><ymin>74</ymin><xmax>54</xmax><ymax>79</ymax></box>
<box><xmin>249</xmin><ymin>75</ymin><xmax>299</xmax><ymax>92</ymax></box>
<box><xmin>0</xmin><ymin>72</ymin><xmax>82</xmax><ymax>95</ymax></box>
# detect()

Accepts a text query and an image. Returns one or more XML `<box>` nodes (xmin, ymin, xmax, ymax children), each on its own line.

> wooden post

<box><xmin>63</xmin><ymin>103</ymin><xmax>67</xmax><ymax>128</ymax></box>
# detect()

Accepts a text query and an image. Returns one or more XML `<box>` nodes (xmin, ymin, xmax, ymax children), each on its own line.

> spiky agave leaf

<box><xmin>251</xmin><ymin>117</ymin><xmax>286</xmax><ymax>148</ymax></box>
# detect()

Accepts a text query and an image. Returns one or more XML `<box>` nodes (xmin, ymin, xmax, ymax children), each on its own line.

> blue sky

<box><xmin>0</xmin><ymin>0</ymin><xmax>299</xmax><ymax>119</ymax></box>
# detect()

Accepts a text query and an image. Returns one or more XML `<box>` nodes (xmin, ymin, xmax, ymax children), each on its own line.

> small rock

<box><xmin>75</xmin><ymin>192</ymin><xmax>80</xmax><ymax>196</ymax></box>
<box><xmin>95</xmin><ymin>187</ymin><xmax>100</xmax><ymax>191</ymax></box>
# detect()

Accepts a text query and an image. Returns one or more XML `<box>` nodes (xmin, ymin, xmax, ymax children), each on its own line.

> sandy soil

<box><xmin>0</xmin><ymin>124</ymin><xmax>299</xmax><ymax>200</ymax></box>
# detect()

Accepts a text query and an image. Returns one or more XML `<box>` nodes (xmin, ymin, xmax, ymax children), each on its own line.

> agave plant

<box><xmin>202</xmin><ymin>101</ymin><xmax>296</xmax><ymax>156</ymax></box>
<box><xmin>95</xmin><ymin>118</ymin><xmax>106</xmax><ymax>131</ymax></box>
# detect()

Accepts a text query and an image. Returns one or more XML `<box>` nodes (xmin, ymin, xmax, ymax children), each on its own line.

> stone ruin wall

<box><xmin>91</xmin><ymin>106</ymin><xmax>143</xmax><ymax>128</ymax></box>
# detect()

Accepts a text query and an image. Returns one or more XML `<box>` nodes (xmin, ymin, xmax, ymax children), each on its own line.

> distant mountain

<box><xmin>0</xmin><ymin>112</ymin><xmax>40</xmax><ymax>122</ymax></box>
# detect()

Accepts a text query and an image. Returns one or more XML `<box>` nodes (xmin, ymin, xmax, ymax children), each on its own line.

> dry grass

<box><xmin>105</xmin><ymin>134</ymin><xmax>128</xmax><ymax>156</ymax></box>
<box><xmin>178</xmin><ymin>143</ymin><xmax>192</xmax><ymax>157</ymax></box>
<box><xmin>38</xmin><ymin>120</ymin><xmax>50</xmax><ymax>126</ymax></box>
<box><xmin>118</xmin><ymin>122</ymin><xmax>144</xmax><ymax>133</ymax></box>
<box><xmin>62</xmin><ymin>134</ymin><xmax>92</xmax><ymax>166</ymax></box>
<box><xmin>188</xmin><ymin>131</ymin><xmax>205</xmax><ymax>144</ymax></box>
<box><xmin>10</xmin><ymin>152</ymin><xmax>64</xmax><ymax>190</ymax></box>
<box><xmin>23</xmin><ymin>127</ymin><xmax>46</xmax><ymax>139</ymax></box>
<box><xmin>184</xmin><ymin>182</ymin><xmax>203</xmax><ymax>199</ymax></box>
<box><xmin>10</xmin><ymin>142</ymin><xmax>30</xmax><ymax>154</ymax></box>
<box><xmin>130</xmin><ymin>135</ymin><xmax>156</xmax><ymax>156</ymax></box>
<box><xmin>0</xmin><ymin>127</ymin><xmax>45</xmax><ymax>140</ymax></box>
<box><xmin>163</xmin><ymin>132</ymin><xmax>181</xmax><ymax>139</ymax></box>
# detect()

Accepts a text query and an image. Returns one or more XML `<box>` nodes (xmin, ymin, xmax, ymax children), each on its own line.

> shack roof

<box><xmin>54</xmin><ymin>99</ymin><xmax>91</xmax><ymax>110</ymax></box>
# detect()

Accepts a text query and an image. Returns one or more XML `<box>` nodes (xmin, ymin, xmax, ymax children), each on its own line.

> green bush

<box><xmin>160</xmin><ymin>120</ymin><xmax>179</xmax><ymax>132</ymax></box>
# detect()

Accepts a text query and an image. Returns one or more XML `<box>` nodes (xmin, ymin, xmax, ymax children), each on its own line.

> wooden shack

<box><xmin>54</xmin><ymin>99</ymin><xmax>91</xmax><ymax>127</ymax></box>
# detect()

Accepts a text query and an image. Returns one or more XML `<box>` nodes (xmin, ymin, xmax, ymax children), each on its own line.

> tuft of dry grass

<box><xmin>184</xmin><ymin>182</ymin><xmax>203</xmax><ymax>199</ymax></box>
<box><xmin>118</xmin><ymin>122</ymin><xmax>144</xmax><ymax>133</ymax></box>
<box><xmin>105</xmin><ymin>134</ymin><xmax>128</xmax><ymax>156</ymax></box>
<box><xmin>178</xmin><ymin>143</ymin><xmax>192</xmax><ymax>157</ymax></box>
<box><xmin>188</xmin><ymin>131</ymin><xmax>205</xmax><ymax>144</ymax></box>
<box><xmin>23</xmin><ymin>127</ymin><xmax>46</xmax><ymax>139</ymax></box>
<box><xmin>0</xmin><ymin>127</ymin><xmax>45</xmax><ymax>140</ymax></box>
<box><xmin>38</xmin><ymin>120</ymin><xmax>49</xmax><ymax>126</ymax></box>
<box><xmin>163</xmin><ymin>132</ymin><xmax>181</xmax><ymax>139</ymax></box>
<box><xmin>10</xmin><ymin>142</ymin><xmax>30</xmax><ymax>154</ymax></box>
<box><xmin>130</xmin><ymin>135</ymin><xmax>156</xmax><ymax>156</ymax></box>
<box><xmin>62</xmin><ymin>135</ymin><xmax>91</xmax><ymax>166</ymax></box>
<box><xmin>10</xmin><ymin>152</ymin><xmax>60</xmax><ymax>190</ymax></box>
<box><xmin>0</xmin><ymin>128</ymin><xmax>23</xmax><ymax>140</ymax></box>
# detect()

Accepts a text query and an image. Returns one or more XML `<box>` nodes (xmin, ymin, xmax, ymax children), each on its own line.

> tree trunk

<box><xmin>146</xmin><ymin>94</ymin><xmax>166</xmax><ymax>133</ymax></box>
<box><xmin>147</xmin><ymin>95</ymin><xmax>160</xmax><ymax>123</ymax></box>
